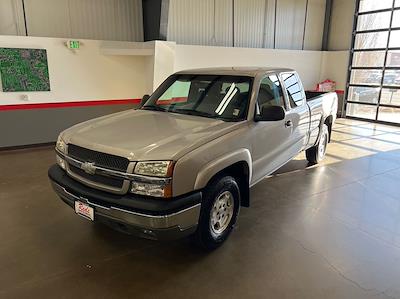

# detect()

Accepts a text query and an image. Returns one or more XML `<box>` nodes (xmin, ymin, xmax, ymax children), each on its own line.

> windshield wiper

<box><xmin>170</xmin><ymin>108</ymin><xmax>214</xmax><ymax>118</ymax></box>
<box><xmin>144</xmin><ymin>106</ymin><xmax>234</xmax><ymax>121</ymax></box>
<box><xmin>142</xmin><ymin>105</ymin><xmax>167</xmax><ymax>112</ymax></box>
<box><xmin>170</xmin><ymin>108</ymin><xmax>234</xmax><ymax>121</ymax></box>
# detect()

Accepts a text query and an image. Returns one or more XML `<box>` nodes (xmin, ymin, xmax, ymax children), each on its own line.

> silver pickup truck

<box><xmin>49</xmin><ymin>67</ymin><xmax>338</xmax><ymax>249</ymax></box>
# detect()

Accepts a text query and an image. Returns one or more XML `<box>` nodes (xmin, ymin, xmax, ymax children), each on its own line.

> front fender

<box><xmin>194</xmin><ymin>148</ymin><xmax>252</xmax><ymax>190</ymax></box>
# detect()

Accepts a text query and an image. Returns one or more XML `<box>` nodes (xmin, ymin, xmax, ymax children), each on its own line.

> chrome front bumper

<box><xmin>50</xmin><ymin>180</ymin><xmax>201</xmax><ymax>240</ymax></box>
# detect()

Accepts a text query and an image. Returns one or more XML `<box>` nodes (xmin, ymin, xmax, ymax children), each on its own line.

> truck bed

<box><xmin>305</xmin><ymin>90</ymin><xmax>338</xmax><ymax>148</ymax></box>
<box><xmin>305</xmin><ymin>91</ymin><xmax>336</xmax><ymax>102</ymax></box>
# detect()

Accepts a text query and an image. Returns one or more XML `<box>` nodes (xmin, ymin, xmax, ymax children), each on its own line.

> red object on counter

<box><xmin>316</xmin><ymin>79</ymin><xmax>336</xmax><ymax>92</ymax></box>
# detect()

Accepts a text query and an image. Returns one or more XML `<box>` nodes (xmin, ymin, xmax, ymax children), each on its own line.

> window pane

<box><xmin>380</xmin><ymin>88</ymin><xmax>400</xmax><ymax>105</ymax></box>
<box><xmin>281</xmin><ymin>73</ymin><xmax>304</xmax><ymax>108</ymax></box>
<box><xmin>348</xmin><ymin>86</ymin><xmax>380</xmax><ymax>104</ymax></box>
<box><xmin>357</xmin><ymin>11</ymin><xmax>391</xmax><ymax>31</ymax></box>
<box><xmin>158</xmin><ymin>80</ymin><xmax>190</xmax><ymax>103</ymax></box>
<box><xmin>396</xmin><ymin>0</ymin><xmax>400</xmax><ymax>7</ymax></box>
<box><xmin>383</xmin><ymin>70</ymin><xmax>400</xmax><ymax>86</ymax></box>
<box><xmin>355</xmin><ymin>32</ymin><xmax>389</xmax><ymax>49</ymax></box>
<box><xmin>389</xmin><ymin>30</ymin><xmax>400</xmax><ymax>48</ymax></box>
<box><xmin>346</xmin><ymin>103</ymin><xmax>377</xmax><ymax>120</ymax></box>
<box><xmin>257</xmin><ymin>75</ymin><xmax>285</xmax><ymax>115</ymax></box>
<box><xmin>353</xmin><ymin>51</ymin><xmax>386</xmax><ymax>67</ymax></box>
<box><xmin>393</xmin><ymin>10</ymin><xmax>400</xmax><ymax>27</ymax></box>
<box><xmin>378</xmin><ymin>107</ymin><xmax>400</xmax><ymax>123</ymax></box>
<box><xmin>387</xmin><ymin>51</ymin><xmax>400</xmax><ymax>67</ymax></box>
<box><xmin>359</xmin><ymin>0</ymin><xmax>393</xmax><ymax>12</ymax></box>
<box><xmin>350</xmin><ymin>70</ymin><xmax>383</xmax><ymax>85</ymax></box>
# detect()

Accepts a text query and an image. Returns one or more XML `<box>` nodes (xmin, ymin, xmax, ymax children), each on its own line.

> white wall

<box><xmin>168</xmin><ymin>0</ymin><xmax>230</xmax><ymax>47</ymax></box>
<box><xmin>0</xmin><ymin>36</ymin><xmax>149</xmax><ymax>106</ymax></box>
<box><xmin>320</xmin><ymin>51</ymin><xmax>349</xmax><ymax>90</ymax></box>
<box><xmin>328</xmin><ymin>0</ymin><xmax>356</xmax><ymax>50</ymax></box>
<box><xmin>0</xmin><ymin>0</ymin><xmax>143</xmax><ymax>42</ymax></box>
<box><xmin>152</xmin><ymin>41</ymin><xmax>176</xmax><ymax>90</ymax></box>
<box><xmin>0</xmin><ymin>0</ymin><xmax>25</xmax><ymax>36</ymax></box>
<box><xmin>275</xmin><ymin>0</ymin><xmax>307</xmax><ymax>50</ymax></box>
<box><xmin>173</xmin><ymin>44</ymin><xmax>324</xmax><ymax>90</ymax></box>
<box><xmin>234</xmin><ymin>0</ymin><xmax>270</xmax><ymax>48</ymax></box>
<box><xmin>173</xmin><ymin>44</ymin><xmax>349</xmax><ymax>91</ymax></box>
<box><xmin>0</xmin><ymin>37</ymin><xmax>349</xmax><ymax>108</ymax></box>
<box><xmin>3</xmin><ymin>0</ymin><xmax>330</xmax><ymax>50</ymax></box>
<box><xmin>304</xmin><ymin>0</ymin><xmax>326</xmax><ymax>50</ymax></box>
<box><xmin>167</xmin><ymin>0</ymin><xmax>326</xmax><ymax>51</ymax></box>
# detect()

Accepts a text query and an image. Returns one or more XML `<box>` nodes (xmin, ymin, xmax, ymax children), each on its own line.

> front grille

<box><xmin>69</xmin><ymin>164</ymin><xmax>124</xmax><ymax>189</ymax></box>
<box><xmin>68</xmin><ymin>144</ymin><xmax>129</xmax><ymax>172</ymax></box>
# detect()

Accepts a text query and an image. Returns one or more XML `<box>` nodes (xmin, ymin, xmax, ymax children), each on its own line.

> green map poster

<box><xmin>0</xmin><ymin>48</ymin><xmax>50</xmax><ymax>92</ymax></box>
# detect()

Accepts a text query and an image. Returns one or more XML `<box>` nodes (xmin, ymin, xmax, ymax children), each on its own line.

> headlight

<box><xmin>130</xmin><ymin>181</ymin><xmax>172</xmax><ymax>198</ymax></box>
<box><xmin>56</xmin><ymin>135</ymin><xmax>67</xmax><ymax>154</ymax></box>
<box><xmin>131</xmin><ymin>161</ymin><xmax>174</xmax><ymax>197</ymax></box>
<box><xmin>134</xmin><ymin>161</ymin><xmax>173</xmax><ymax>177</ymax></box>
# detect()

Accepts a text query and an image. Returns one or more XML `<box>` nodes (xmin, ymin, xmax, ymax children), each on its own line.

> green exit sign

<box><xmin>67</xmin><ymin>40</ymin><xmax>80</xmax><ymax>49</ymax></box>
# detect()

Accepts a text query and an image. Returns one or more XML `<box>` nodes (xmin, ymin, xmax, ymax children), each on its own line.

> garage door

<box><xmin>346</xmin><ymin>0</ymin><xmax>400</xmax><ymax>124</ymax></box>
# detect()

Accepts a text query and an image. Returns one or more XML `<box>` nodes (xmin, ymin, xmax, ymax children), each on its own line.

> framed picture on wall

<box><xmin>0</xmin><ymin>48</ymin><xmax>50</xmax><ymax>92</ymax></box>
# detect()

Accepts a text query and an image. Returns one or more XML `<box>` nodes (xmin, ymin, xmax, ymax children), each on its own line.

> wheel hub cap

<box><xmin>209</xmin><ymin>191</ymin><xmax>234</xmax><ymax>238</ymax></box>
<box><xmin>318</xmin><ymin>131</ymin><xmax>328</xmax><ymax>158</ymax></box>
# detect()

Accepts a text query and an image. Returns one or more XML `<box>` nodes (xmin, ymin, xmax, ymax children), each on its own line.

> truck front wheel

<box><xmin>194</xmin><ymin>175</ymin><xmax>240</xmax><ymax>250</ymax></box>
<box><xmin>306</xmin><ymin>124</ymin><xmax>329</xmax><ymax>164</ymax></box>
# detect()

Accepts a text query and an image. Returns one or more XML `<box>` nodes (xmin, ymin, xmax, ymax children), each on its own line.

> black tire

<box><xmin>194</xmin><ymin>175</ymin><xmax>240</xmax><ymax>250</ymax></box>
<box><xmin>306</xmin><ymin>124</ymin><xmax>329</xmax><ymax>164</ymax></box>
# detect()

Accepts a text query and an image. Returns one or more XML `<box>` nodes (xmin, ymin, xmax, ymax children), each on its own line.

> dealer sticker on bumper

<box><xmin>74</xmin><ymin>201</ymin><xmax>94</xmax><ymax>221</ymax></box>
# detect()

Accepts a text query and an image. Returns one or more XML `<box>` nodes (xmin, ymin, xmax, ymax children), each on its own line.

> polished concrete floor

<box><xmin>1</xmin><ymin>118</ymin><xmax>400</xmax><ymax>299</ymax></box>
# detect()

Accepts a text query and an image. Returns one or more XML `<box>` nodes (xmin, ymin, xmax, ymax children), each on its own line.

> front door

<box><xmin>250</xmin><ymin>74</ymin><xmax>295</xmax><ymax>184</ymax></box>
<box><xmin>280</xmin><ymin>72</ymin><xmax>310</xmax><ymax>153</ymax></box>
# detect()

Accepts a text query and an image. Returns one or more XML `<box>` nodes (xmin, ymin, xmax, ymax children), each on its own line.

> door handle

<box><xmin>285</xmin><ymin>120</ymin><xmax>293</xmax><ymax>128</ymax></box>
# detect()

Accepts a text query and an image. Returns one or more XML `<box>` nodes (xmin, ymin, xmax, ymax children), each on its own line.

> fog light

<box><xmin>130</xmin><ymin>182</ymin><xmax>172</xmax><ymax>198</ymax></box>
<box><xmin>56</xmin><ymin>155</ymin><xmax>66</xmax><ymax>170</ymax></box>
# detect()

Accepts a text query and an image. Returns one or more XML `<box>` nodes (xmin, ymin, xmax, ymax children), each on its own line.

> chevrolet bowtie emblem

<box><xmin>81</xmin><ymin>162</ymin><xmax>96</xmax><ymax>175</ymax></box>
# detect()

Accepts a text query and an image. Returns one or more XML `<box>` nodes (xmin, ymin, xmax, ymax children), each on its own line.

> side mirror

<box><xmin>255</xmin><ymin>105</ymin><xmax>285</xmax><ymax>122</ymax></box>
<box><xmin>139</xmin><ymin>94</ymin><xmax>150</xmax><ymax>108</ymax></box>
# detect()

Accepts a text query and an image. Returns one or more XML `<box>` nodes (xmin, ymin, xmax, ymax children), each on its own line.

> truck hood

<box><xmin>62</xmin><ymin>109</ymin><xmax>239</xmax><ymax>161</ymax></box>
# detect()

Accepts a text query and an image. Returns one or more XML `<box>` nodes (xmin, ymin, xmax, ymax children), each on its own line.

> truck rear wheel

<box><xmin>194</xmin><ymin>175</ymin><xmax>240</xmax><ymax>250</ymax></box>
<box><xmin>306</xmin><ymin>124</ymin><xmax>329</xmax><ymax>164</ymax></box>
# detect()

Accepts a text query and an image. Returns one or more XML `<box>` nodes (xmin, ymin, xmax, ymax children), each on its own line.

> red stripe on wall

<box><xmin>0</xmin><ymin>98</ymin><xmax>141</xmax><ymax>111</ymax></box>
<box><xmin>0</xmin><ymin>91</ymin><xmax>345</xmax><ymax>112</ymax></box>
<box><xmin>156</xmin><ymin>97</ymin><xmax>188</xmax><ymax>105</ymax></box>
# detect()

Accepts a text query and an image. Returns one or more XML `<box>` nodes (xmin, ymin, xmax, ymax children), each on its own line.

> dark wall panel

<box><xmin>0</xmin><ymin>104</ymin><xmax>136</xmax><ymax>148</ymax></box>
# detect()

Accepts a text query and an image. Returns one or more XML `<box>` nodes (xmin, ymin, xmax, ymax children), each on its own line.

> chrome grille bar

<box><xmin>57</xmin><ymin>149</ymin><xmax>171</xmax><ymax>187</ymax></box>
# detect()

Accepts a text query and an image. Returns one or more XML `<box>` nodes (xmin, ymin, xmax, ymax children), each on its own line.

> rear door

<box><xmin>250</xmin><ymin>74</ymin><xmax>294</xmax><ymax>183</ymax></box>
<box><xmin>280</xmin><ymin>72</ymin><xmax>310</xmax><ymax>153</ymax></box>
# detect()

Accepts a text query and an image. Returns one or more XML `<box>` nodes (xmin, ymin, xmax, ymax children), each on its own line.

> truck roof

<box><xmin>175</xmin><ymin>67</ymin><xmax>294</xmax><ymax>77</ymax></box>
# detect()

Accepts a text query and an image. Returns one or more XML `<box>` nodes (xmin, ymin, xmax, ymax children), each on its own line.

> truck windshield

<box><xmin>142</xmin><ymin>74</ymin><xmax>253</xmax><ymax>121</ymax></box>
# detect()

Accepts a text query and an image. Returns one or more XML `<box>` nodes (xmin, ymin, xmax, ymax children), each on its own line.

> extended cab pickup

<box><xmin>49</xmin><ymin>67</ymin><xmax>338</xmax><ymax>249</ymax></box>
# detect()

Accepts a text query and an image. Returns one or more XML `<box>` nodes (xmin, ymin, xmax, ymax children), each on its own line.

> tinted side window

<box><xmin>281</xmin><ymin>73</ymin><xmax>304</xmax><ymax>108</ymax></box>
<box><xmin>256</xmin><ymin>75</ymin><xmax>285</xmax><ymax>115</ymax></box>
